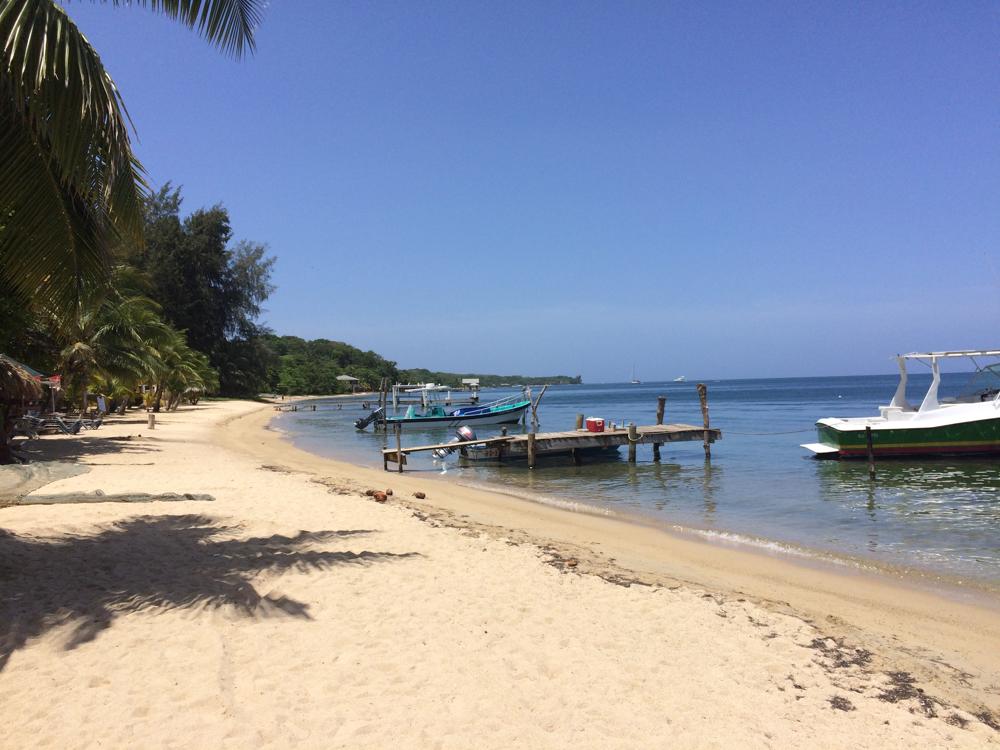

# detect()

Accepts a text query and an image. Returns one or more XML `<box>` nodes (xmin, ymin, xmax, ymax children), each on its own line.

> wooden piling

<box><xmin>527</xmin><ymin>432</ymin><xmax>536</xmax><ymax>468</ymax></box>
<box><xmin>697</xmin><ymin>383</ymin><xmax>711</xmax><ymax>459</ymax></box>
<box><xmin>395</xmin><ymin>422</ymin><xmax>403</xmax><ymax>474</ymax></box>
<box><xmin>627</xmin><ymin>422</ymin><xmax>638</xmax><ymax>463</ymax></box>
<box><xmin>575</xmin><ymin>413</ymin><xmax>584</xmax><ymax>430</ymax></box>
<box><xmin>865</xmin><ymin>425</ymin><xmax>876</xmax><ymax>480</ymax></box>
<box><xmin>653</xmin><ymin>396</ymin><xmax>666</xmax><ymax>461</ymax></box>
<box><xmin>531</xmin><ymin>385</ymin><xmax>548</xmax><ymax>422</ymax></box>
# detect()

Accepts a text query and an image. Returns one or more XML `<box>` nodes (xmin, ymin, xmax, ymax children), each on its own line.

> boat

<box><xmin>630</xmin><ymin>364</ymin><xmax>641</xmax><ymax>385</ymax></box>
<box><xmin>356</xmin><ymin>391</ymin><xmax>531</xmax><ymax>432</ymax></box>
<box><xmin>673</xmin><ymin>376</ymin><xmax>686</xmax><ymax>382</ymax></box>
<box><xmin>801</xmin><ymin>350</ymin><xmax>1000</xmax><ymax>459</ymax></box>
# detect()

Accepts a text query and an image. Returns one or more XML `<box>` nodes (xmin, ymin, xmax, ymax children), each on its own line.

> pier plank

<box><xmin>380</xmin><ymin>423</ymin><xmax>722</xmax><ymax>469</ymax></box>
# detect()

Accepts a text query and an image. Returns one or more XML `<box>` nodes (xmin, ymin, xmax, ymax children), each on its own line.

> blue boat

<box><xmin>355</xmin><ymin>391</ymin><xmax>531</xmax><ymax>431</ymax></box>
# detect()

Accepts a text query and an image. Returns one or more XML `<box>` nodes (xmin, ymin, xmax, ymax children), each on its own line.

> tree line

<box><xmin>265</xmin><ymin>337</ymin><xmax>582</xmax><ymax>395</ymax></box>
<box><xmin>0</xmin><ymin>184</ymin><xmax>276</xmax><ymax>411</ymax></box>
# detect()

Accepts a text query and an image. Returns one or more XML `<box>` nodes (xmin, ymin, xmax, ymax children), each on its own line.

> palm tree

<box><xmin>0</xmin><ymin>0</ymin><xmax>265</xmax><ymax>315</ymax></box>
<box><xmin>150</xmin><ymin>326</ymin><xmax>217</xmax><ymax>412</ymax></box>
<box><xmin>55</xmin><ymin>288</ymin><xmax>167</xmax><ymax>412</ymax></box>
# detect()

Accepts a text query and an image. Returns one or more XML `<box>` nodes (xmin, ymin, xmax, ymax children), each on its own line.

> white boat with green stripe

<box><xmin>802</xmin><ymin>350</ymin><xmax>1000</xmax><ymax>459</ymax></box>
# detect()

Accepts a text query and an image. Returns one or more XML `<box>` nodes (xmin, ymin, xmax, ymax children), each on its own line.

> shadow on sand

<box><xmin>0</xmin><ymin>514</ymin><xmax>417</xmax><ymax>669</ymax></box>
<box><xmin>12</xmin><ymin>434</ymin><xmax>162</xmax><ymax>463</ymax></box>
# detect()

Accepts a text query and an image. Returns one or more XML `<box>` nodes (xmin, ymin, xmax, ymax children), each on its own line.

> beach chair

<box><xmin>28</xmin><ymin>415</ymin><xmax>82</xmax><ymax>435</ymax></box>
<box><xmin>80</xmin><ymin>415</ymin><xmax>104</xmax><ymax>430</ymax></box>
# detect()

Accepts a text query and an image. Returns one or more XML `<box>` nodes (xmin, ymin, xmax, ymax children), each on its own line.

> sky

<box><xmin>67</xmin><ymin>1</ymin><xmax>999</xmax><ymax>381</ymax></box>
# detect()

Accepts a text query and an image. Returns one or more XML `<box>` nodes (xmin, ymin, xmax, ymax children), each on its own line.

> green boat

<box><xmin>802</xmin><ymin>350</ymin><xmax>1000</xmax><ymax>459</ymax></box>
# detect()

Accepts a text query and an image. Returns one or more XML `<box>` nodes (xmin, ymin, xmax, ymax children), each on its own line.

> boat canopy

<box><xmin>889</xmin><ymin>349</ymin><xmax>1000</xmax><ymax>414</ymax></box>
<box><xmin>901</xmin><ymin>350</ymin><xmax>1000</xmax><ymax>360</ymax></box>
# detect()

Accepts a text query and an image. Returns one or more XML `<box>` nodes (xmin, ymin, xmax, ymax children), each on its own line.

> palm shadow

<box><xmin>0</xmin><ymin>514</ymin><xmax>416</xmax><ymax>670</ymax></box>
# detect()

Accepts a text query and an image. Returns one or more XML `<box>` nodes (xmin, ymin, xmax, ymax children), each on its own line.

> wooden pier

<box><xmin>382</xmin><ymin>423</ymin><xmax>721</xmax><ymax>471</ymax></box>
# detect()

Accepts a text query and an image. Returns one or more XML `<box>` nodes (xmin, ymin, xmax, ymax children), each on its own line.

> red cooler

<box><xmin>585</xmin><ymin>417</ymin><xmax>605</xmax><ymax>433</ymax></box>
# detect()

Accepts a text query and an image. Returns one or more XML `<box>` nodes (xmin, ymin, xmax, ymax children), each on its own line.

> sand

<box><xmin>0</xmin><ymin>399</ymin><xmax>997</xmax><ymax>748</ymax></box>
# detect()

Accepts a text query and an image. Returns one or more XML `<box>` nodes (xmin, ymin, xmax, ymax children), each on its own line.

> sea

<box><xmin>271</xmin><ymin>373</ymin><xmax>1000</xmax><ymax>593</ymax></box>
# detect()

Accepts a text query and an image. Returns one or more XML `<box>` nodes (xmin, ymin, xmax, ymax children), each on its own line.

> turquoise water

<box><xmin>273</xmin><ymin>374</ymin><xmax>1000</xmax><ymax>589</ymax></box>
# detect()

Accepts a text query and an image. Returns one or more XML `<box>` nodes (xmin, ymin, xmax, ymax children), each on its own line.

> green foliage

<box><xmin>0</xmin><ymin>0</ymin><xmax>264</xmax><ymax>316</ymax></box>
<box><xmin>263</xmin><ymin>335</ymin><xmax>399</xmax><ymax>395</ymax></box>
<box><xmin>0</xmin><ymin>1</ymin><xmax>271</xmax><ymax>405</ymax></box>
<box><xmin>0</xmin><ymin>275</ymin><xmax>57</xmax><ymax>372</ymax></box>
<box><xmin>132</xmin><ymin>185</ymin><xmax>275</xmax><ymax>396</ymax></box>
<box><xmin>263</xmin><ymin>335</ymin><xmax>582</xmax><ymax>395</ymax></box>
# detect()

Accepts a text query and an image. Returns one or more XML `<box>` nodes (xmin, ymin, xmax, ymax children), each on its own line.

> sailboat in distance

<box><xmin>631</xmin><ymin>364</ymin><xmax>641</xmax><ymax>385</ymax></box>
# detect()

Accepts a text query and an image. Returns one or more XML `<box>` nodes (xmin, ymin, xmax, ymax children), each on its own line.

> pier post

<box><xmin>395</xmin><ymin>422</ymin><xmax>403</xmax><ymax>474</ymax></box>
<box><xmin>531</xmin><ymin>385</ymin><xmax>548</xmax><ymax>423</ymax></box>
<box><xmin>527</xmin><ymin>432</ymin><xmax>536</xmax><ymax>469</ymax></box>
<box><xmin>653</xmin><ymin>396</ymin><xmax>666</xmax><ymax>461</ymax></box>
<box><xmin>697</xmin><ymin>384</ymin><xmax>711</xmax><ymax>460</ymax></box>
<box><xmin>865</xmin><ymin>426</ymin><xmax>876</xmax><ymax>480</ymax></box>
<box><xmin>628</xmin><ymin>422</ymin><xmax>638</xmax><ymax>463</ymax></box>
<box><xmin>575</xmin><ymin>414</ymin><xmax>584</xmax><ymax>430</ymax></box>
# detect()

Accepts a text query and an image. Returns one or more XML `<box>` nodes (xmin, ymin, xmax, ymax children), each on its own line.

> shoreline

<box><xmin>273</xmin><ymin>400</ymin><xmax>1000</xmax><ymax>603</ymax></box>
<box><xmin>1</xmin><ymin>399</ymin><xmax>997</xmax><ymax>746</ymax></box>
<box><xmin>234</xmin><ymin>402</ymin><xmax>1000</xmax><ymax>715</ymax></box>
<box><xmin>445</xmin><ymin>475</ymin><xmax>1000</xmax><ymax>605</ymax></box>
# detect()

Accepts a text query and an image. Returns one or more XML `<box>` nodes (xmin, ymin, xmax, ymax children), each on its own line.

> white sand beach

<box><xmin>1</xmin><ymin>400</ymin><xmax>998</xmax><ymax>748</ymax></box>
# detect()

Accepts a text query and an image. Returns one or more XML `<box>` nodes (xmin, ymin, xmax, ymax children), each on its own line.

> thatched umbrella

<box><xmin>1</xmin><ymin>355</ymin><xmax>44</xmax><ymax>464</ymax></box>
<box><xmin>0</xmin><ymin>354</ymin><xmax>43</xmax><ymax>403</ymax></box>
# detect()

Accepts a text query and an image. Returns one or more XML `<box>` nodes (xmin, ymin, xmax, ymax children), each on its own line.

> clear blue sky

<box><xmin>69</xmin><ymin>1</ymin><xmax>999</xmax><ymax>380</ymax></box>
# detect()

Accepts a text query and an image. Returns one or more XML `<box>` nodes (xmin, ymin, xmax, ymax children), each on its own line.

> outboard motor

<box><xmin>354</xmin><ymin>406</ymin><xmax>385</xmax><ymax>431</ymax></box>
<box><xmin>432</xmin><ymin>426</ymin><xmax>477</xmax><ymax>459</ymax></box>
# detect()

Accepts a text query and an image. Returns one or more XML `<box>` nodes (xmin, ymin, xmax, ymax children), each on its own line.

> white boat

<box><xmin>630</xmin><ymin>364</ymin><xmax>641</xmax><ymax>385</ymax></box>
<box><xmin>673</xmin><ymin>376</ymin><xmax>686</xmax><ymax>382</ymax></box>
<box><xmin>802</xmin><ymin>350</ymin><xmax>1000</xmax><ymax>458</ymax></box>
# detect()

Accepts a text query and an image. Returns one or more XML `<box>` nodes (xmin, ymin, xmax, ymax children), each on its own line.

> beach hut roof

<box><xmin>0</xmin><ymin>354</ymin><xmax>44</xmax><ymax>402</ymax></box>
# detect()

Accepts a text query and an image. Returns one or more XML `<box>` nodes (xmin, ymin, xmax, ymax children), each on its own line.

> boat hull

<box><xmin>805</xmin><ymin>416</ymin><xmax>1000</xmax><ymax>459</ymax></box>
<box><xmin>385</xmin><ymin>403</ymin><xmax>529</xmax><ymax>431</ymax></box>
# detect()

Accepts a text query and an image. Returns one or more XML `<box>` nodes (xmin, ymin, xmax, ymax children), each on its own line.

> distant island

<box><xmin>400</xmin><ymin>369</ymin><xmax>582</xmax><ymax>389</ymax></box>
<box><xmin>264</xmin><ymin>335</ymin><xmax>581</xmax><ymax>395</ymax></box>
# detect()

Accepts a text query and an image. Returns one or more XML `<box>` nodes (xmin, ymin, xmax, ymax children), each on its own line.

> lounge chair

<box><xmin>25</xmin><ymin>415</ymin><xmax>82</xmax><ymax>435</ymax></box>
<box><xmin>80</xmin><ymin>415</ymin><xmax>103</xmax><ymax>430</ymax></box>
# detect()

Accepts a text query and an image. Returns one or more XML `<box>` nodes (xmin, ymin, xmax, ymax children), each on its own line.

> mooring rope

<box><xmin>722</xmin><ymin>427</ymin><xmax>816</xmax><ymax>436</ymax></box>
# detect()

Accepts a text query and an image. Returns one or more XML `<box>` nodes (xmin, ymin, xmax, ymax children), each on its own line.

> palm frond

<box><xmin>0</xmin><ymin>96</ymin><xmax>112</xmax><ymax>313</ymax></box>
<box><xmin>1</xmin><ymin>0</ymin><xmax>145</xmax><ymax>234</ymax></box>
<box><xmin>98</xmin><ymin>0</ymin><xmax>264</xmax><ymax>59</ymax></box>
<box><xmin>0</xmin><ymin>0</ymin><xmax>262</xmax><ymax>317</ymax></box>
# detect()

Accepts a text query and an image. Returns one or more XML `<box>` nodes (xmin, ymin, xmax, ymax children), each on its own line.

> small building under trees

<box><xmin>336</xmin><ymin>375</ymin><xmax>360</xmax><ymax>393</ymax></box>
